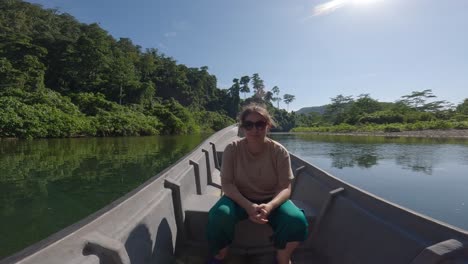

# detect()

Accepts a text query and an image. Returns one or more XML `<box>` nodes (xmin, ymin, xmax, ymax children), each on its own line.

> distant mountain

<box><xmin>296</xmin><ymin>105</ymin><xmax>327</xmax><ymax>115</ymax></box>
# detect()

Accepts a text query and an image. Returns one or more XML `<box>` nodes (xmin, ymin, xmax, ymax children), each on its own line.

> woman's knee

<box><xmin>209</xmin><ymin>204</ymin><xmax>233</xmax><ymax>221</ymax></box>
<box><xmin>275</xmin><ymin>207</ymin><xmax>308</xmax><ymax>235</ymax></box>
<box><xmin>292</xmin><ymin>213</ymin><xmax>308</xmax><ymax>233</ymax></box>
<box><xmin>208</xmin><ymin>196</ymin><xmax>237</xmax><ymax>224</ymax></box>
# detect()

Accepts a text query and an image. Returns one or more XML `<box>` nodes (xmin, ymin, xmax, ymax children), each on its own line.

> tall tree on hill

<box><xmin>239</xmin><ymin>75</ymin><xmax>250</xmax><ymax>98</ymax></box>
<box><xmin>456</xmin><ymin>99</ymin><xmax>468</xmax><ymax>115</ymax></box>
<box><xmin>324</xmin><ymin>94</ymin><xmax>354</xmax><ymax>124</ymax></box>
<box><xmin>271</xmin><ymin>85</ymin><xmax>281</xmax><ymax>108</ymax></box>
<box><xmin>398</xmin><ymin>89</ymin><xmax>434</xmax><ymax>111</ymax></box>
<box><xmin>346</xmin><ymin>94</ymin><xmax>382</xmax><ymax>124</ymax></box>
<box><xmin>398</xmin><ymin>89</ymin><xmax>451</xmax><ymax>113</ymax></box>
<box><xmin>138</xmin><ymin>49</ymin><xmax>158</xmax><ymax>82</ymax></box>
<box><xmin>227</xmin><ymin>78</ymin><xmax>241</xmax><ymax>117</ymax></box>
<box><xmin>264</xmin><ymin>91</ymin><xmax>273</xmax><ymax>103</ymax></box>
<box><xmin>251</xmin><ymin>73</ymin><xmax>265</xmax><ymax>99</ymax></box>
<box><xmin>283</xmin><ymin>94</ymin><xmax>295</xmax><ymax>111</ymax></box>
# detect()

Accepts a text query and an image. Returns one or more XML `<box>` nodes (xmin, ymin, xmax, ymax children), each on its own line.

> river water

<box><xmin>270</xmin><ymin>133</ymin><xmax>468</xmax><ymax>232</ymax></box>
<box><xmin>0</xmin><ymin>134</ymin><xmax>209</xmax><ymax>259</ymax></box>
<box><xmin>1</xmin><ymin>133</ymin><xmax>467</xmax><ymax>259</ymax></box>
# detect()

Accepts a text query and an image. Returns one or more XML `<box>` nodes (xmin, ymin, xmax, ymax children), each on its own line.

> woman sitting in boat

<box><xmin>207</xmin><ymin>103</ymin><xmax>308</xmax><ymax>264</ymax></box>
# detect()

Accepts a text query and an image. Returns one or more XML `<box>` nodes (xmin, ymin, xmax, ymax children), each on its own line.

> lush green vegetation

<box><xmin>0</xmin><ymin>0</ymin><xmax>301</xmax><ymax>138</ymax></box>
<box><xmin>1</xmin><ymin>1</ymin><xmax>466</xmax><ymax>138</ymax></box>
<box><xmin>0</xmin><ymin>1</ymin><xmax>237</xmax><ymax>138</ymax></box>
<box><xmin>293</xmin><ymin>92</ymin><xmax>468</xmax><ymax>133</ymax></box>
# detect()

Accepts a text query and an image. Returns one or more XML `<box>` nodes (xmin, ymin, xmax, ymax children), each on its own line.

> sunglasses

<box><xmin>242</xmin><ymin>120</ymin><xmax>267</xmax><ymax>130</ymax></box>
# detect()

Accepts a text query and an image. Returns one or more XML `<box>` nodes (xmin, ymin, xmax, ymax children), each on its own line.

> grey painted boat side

<box><xmin>1</xmin><ymin>125</ymin><xmax>467</xmax><ymax>264</ymax></box>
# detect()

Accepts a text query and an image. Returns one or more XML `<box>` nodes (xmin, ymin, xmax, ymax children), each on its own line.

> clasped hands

<box><xmin>247</xmin><ymin>203</ymin><xmax>273</xmax><ymax>224</ymax></box>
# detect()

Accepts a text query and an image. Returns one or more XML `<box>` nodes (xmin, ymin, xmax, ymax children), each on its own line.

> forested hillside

<box><xmin>296</xmin><ymin>106</ymin><xmax>327</xmax><ymax>115</ymax></box>
<box><xmin>0</xmin><ymin>0</ymin><xmax>236</xmax><ymax>138</ymax></box>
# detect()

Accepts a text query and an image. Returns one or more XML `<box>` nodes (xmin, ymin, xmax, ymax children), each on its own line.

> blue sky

<box><xmin>27</xmin><ymin>0</ymin><xmax>468</xmax><ymax>111</ymax></box>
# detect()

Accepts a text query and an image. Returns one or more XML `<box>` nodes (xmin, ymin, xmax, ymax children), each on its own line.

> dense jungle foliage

<box><xmin>0</xmin><ymin>0</ymin><xmax>236</xmax><ymax>138</ymax></box>
<box><xmin>1</xmin><ymin>1</ymin><xmax>467</xmax><ymax>138</ymax></box>
<box><xmin>293</xmin><ymin>92</ymin><xmax>468</xmax><ymax>133</ymax></box>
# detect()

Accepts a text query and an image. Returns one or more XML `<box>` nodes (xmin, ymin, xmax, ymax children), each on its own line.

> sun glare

<box><xmin>313</xmin><ymin>0</ymin><xmax>384</xmax><ymax>16</ymax></box>
<box><xmin>351</xmin><ymin>0</ymin><xmax>383</xmax><ymax>5</ymax></box>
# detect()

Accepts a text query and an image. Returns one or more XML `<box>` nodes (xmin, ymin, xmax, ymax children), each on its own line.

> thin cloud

<box><xmin>164</xmin><ymin>32</ymin><xmax>177</xmax><ymax>38</ymax></box>
<box><xmin>158</xmin><ymin>42</ymin><xmax>168</xmax><ymax>50</ymax></box>
<box><xmin>313</xmin><ymin>0</ymin><xmax>348</xmax><ymax>16</ymax></box>
<box><xmin>172</xmin><ymin>20</ymin><xmax>189</xmax><ymax>31</ymax></box>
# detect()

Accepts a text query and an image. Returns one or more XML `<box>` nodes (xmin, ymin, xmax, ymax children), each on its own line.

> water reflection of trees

<box><xmin>394</xmin><ymin>146</ymin><xmax>437</xmax><ymax>175</ymax></box>
<box><xmin>277</xmin><ymin>133</ymin><xmax>468</xmax><ymax>174</ymax></box>
<box><xmin>328</xmin><ymin>142</ymin><xmax>436</xmax><ymax>174</ymax></box>
<box><xmin>0</xmin><ymin>135</ymin><xmax>208</xmax><ymax>210</ymax></box>
<box><xmin>0</xmin><ymin>135</ymin><xmax>208</xmax><ymax>258</ymax></box>
<box><xmin>329</xmin><ymin>144</ymin><xmax>379</xmax><ymax>169</ymax></box>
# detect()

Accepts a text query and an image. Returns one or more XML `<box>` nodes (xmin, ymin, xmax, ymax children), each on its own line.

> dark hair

<box><xmin>238</xmin><ymin>103</ymin><xmax>276</xmax><ymax>128</ymax></box>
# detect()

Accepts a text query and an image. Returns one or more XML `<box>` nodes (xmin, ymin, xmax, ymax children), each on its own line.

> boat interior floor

<box><xmin>175</xmin><ymin>245</ymin><xmax>329</xmax><ymax>264</ymax></box>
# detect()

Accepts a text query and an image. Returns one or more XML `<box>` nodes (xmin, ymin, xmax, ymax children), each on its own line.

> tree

<box><xmin>0</xmin><ymin>34</ymin><xmax>47</xmax><ymax>90</ymax></box>
<box><xmin>271</xmin><ymin>85</ymin><xmax>281</xmax><ymax>108</ymax></box>
<box><xmin>398</xmin><ymin>89</ymin><xmax>435</xmax><ymax>111</ymax></box>
<box><xmin>324</xmin><ymin>94</ymin><xmax>354</xmax><ymax>124</ymax></box>
<box><xmin>397</xmin><ymin>89</ymin><xmax>454</xmax><ymax>113</ymax></box>
<box><xmin>239</xmin><ymin>75</ymin><xmax>250</xmax><ymax>99</ymax></box>
<box><xmin>456</xmin><ymin>99</ymin><xmax>468</xmax><ymax>115</ymax></box>
<box><xmin>137</xmin><ymin>50</ymin><xmax>157</xmax><ymax>82</ymax></box>
<box><xmin>226</xmin><ymin>78</ymin><xmax>241</xmax><ymax>117</ymax></box>
<box><xmin>0</xmin><ymin>58</ymin><xmax>23</xmax><ymax>88</ymax></box>
<box><xmin>264</xmin><ymin>91</ymin><xmax>273</xmax><ymax>103</ymax></box>
<box><xmin>283</xmin><ymin>94</ymin><xmax>295</xmax><ymax>111</ymax></box>
<box><xmin>347</xmin><ymin>94</ymin><xmax>382</xmax><ymax>124</ymax></box>
<box><xmin>251</xmin><ymin>73</ymin><xmax>265</xmax><ymax>99</ymax></box>
<box><xmin>108</xmin><ymin>48</ymin><xmax>139</xmax><ymax>104</ymax></box>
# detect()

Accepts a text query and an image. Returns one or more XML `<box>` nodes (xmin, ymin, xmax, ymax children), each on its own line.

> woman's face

<box><xmin>242</xmin><ymin>112</ymin><xmax>269</xmax><ymax>141</ymax></box>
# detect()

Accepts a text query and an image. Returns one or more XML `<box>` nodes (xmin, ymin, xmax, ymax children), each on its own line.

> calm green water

<box><xmin>0</xmin><ymin>134</ymin><xmax>209</xmax><ymax>259</ymax></box>
<box><xmin>270</xmin><ymin>133</ymin><xmax>468</xmax><ymax>231</ymax></box>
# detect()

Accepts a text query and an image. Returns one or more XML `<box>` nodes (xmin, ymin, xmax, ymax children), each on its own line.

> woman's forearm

<box><xmin>222</xmin><ymin>183</ymin><xmax>253</xmax><ymax>210</ymax></box>
<box><xmin>268</xmin><ymin>184</ymin><xmax>291</xmax><ymax>209</ymax></box>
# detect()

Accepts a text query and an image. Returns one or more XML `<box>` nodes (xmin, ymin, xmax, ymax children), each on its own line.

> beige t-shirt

<box><xmin>220</xmin><ymin>138</ymin><xmax>294</xmax><ymax>201</ymax></box>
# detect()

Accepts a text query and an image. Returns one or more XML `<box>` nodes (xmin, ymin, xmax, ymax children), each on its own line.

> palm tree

<box><xmin>240</xmin><ymin>76</ymin><xmax>250</xmax><ymax>99</ymax></box>
<box><xmin>283</xmin><ymin>94</ymin><xmax>295</xmax><ymax>111</ymax></box>
<box><xmin>264</xmin><ymin>91</ymin><xmax>273</xmax><ymax>103</ymax></box>
<box><xmin>251</xmin><ymin>73</ymin><xmax>265</xmax><ymax>99</ymax></box>
<box><xmin>272</xmin><ymin>86</ymin><xmax>281</xmax><ymax>108</ymax></box>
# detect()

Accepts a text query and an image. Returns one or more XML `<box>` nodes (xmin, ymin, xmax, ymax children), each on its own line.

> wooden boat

<box><xmin>1</xmin><ymin>125</ymin><xmax>467</xmax><ymax>264</ymax></box>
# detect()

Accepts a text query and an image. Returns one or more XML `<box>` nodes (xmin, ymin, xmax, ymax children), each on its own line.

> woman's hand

<box><xmin>258</xmin><ymin>203</ymin><xmax>274</xmax><ymax>219</ymax></box>
<box><xmin>246</xmin><ymin>203</ymin><xmax>268</xmax><ymax>224</ymax></box>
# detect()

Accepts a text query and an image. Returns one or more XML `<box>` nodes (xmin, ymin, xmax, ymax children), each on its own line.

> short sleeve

<box><xmin>277</xmin><ymin>147</ymin><xmax>294</xmax><ymax>189</ymax></box>
<box><xmin>220</xmin><ymin>143</ymin><xmax>235</xmax><ymax>185</ymax></box>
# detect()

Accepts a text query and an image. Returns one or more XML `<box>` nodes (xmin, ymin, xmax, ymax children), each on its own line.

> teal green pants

<box><xmin>206</xmin><ymin>195</ymin><xmax>308</xmax><ymax>255</ymax></box>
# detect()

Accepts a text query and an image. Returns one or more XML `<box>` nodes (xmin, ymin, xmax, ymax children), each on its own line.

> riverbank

<box><xmin>287</xmin><ymin>129</ymin><xmax>468</xmax><ymax>139</ymax></box>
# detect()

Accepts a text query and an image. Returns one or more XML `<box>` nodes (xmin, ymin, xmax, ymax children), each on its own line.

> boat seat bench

<box><xmin>183</xmin><ymin>194</ymin><xmax>318</xmax><ymax>253</ymax></box>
